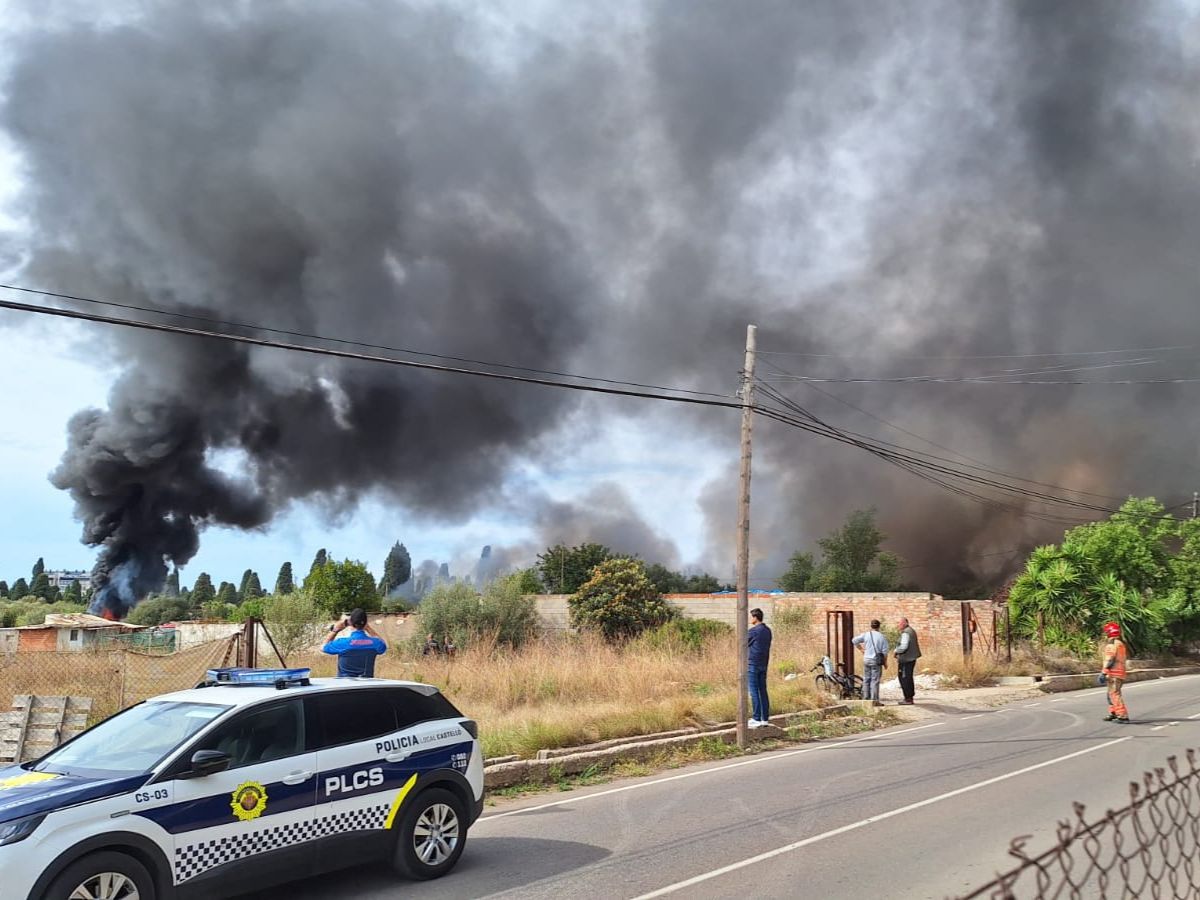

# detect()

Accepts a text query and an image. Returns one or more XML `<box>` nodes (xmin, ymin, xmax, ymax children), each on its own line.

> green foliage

<box><xmin>262</xmin><ymin>592</ymin><xmax>323</xmax><ymax>659</ymax></box>
<box><xmin>274</xmin><ymin>562</ymin><xmax>296</xmax><ymax>596</ymax></box>
<box><xmin>0</xmin><ymin>580</ymin><xmax>8</xmax><ymax>599</ymax></box>
<box><xmin>779</xmin><ymin>510</ymin><xmax>902</xmax><ymax>591</ymax></box>
<box><xmin>229</xmin><ymin>597</ymin><xmax>267</xmax><ymax>622</ymax></box>
<box><xmin>379</xmin><ymin>542</ymin><xmax>412</xmax><ymax>596</ymax></box>
<box><xmin>773</xmin><ymin>604</ymin><xmax>813</xmax><ymax>633</ymax></box>
<box><xmin>304</xmin><ymin>559</ymin><xmax>381</xmax><ymax>616</ymax></box>
<box><xmin>237</xmin><ymin>569</ymin><xmax>264</xmax><ymax>603</ymax></box>
<box><xmin>190</xmin><ymin>573</ymin><xmax>215</xmax><ymax>609</ymax></box>
<box><xmin>216</xmin><ymin>582</ymin><xmax>238</xmax><ymax>608</ymax></box>
<box><xmin>10</xmin><ymin>578</ymin><xmax>28</xmax><ymax>600</ymax></box>
<box><xmin>32</xmin><ymin>557</ymin><xmax>44</xmax><ymax>578</ymax></box>
<box><xmin>538</xmin><ymin>543</ymin><xmax>613</xmax><ymax>594</ymax></box>
<box><xmin>126</xmin><ymin>595</ymin><xmax>192</xmax><ymax>626</ymax></box>
<box><xmin>414</xmin><ymin>573</ymin><xmax>540</xmax><ymax>651</ymax></box>
<box><xmin>309</xmin><ymin>549</ymin><xmax>328</xmax><ymax>577</ymax></box>
<box><xmin>1009</xmin><ymin>498</ymin><xmax>1197</xmax><ymax>655</ymax></box>
<box><xmin>0</xmin><ymin>599</ymin><xmax>87</xmax><ymax>628</ymax></box>
<box><xmin>28</xmin><ymin>572</ymin><xmax>52</xmax><ymax>601</ymax></box>
<box><xmin>514</xmin><ymin>567</ymin><xmax>543</xmax><ymax>595</ymax></box>
<box><xmin>641</xmin><ymin>617</ymin><xmax>731</xmax><ymax>651</ymax></box>
<box><xmin>165</xmin><ymin>569</ymin><xmax>180</xmax><ymax>597</ymax></box>
<box><xmin>644</xmin><ymin>564</ymin><xmax>725</xmax><ymax>594</ymax></box>
<box><xmin>568</xmin><ymin>558</ymin><xmax>678</xmax><ymax>641</ymax></box>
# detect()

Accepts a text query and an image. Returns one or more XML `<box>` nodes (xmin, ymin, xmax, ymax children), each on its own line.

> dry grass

<box><xmin>299</xmin><ymin>626</ymin><xmax>830</xmax><ymax>759</ymax></box>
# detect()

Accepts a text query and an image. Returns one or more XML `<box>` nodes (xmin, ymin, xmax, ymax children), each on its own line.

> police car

<box><xmin>0</xmin><ymin>668</ymin><xmax>484</xmax><ymax>899</ymax></box>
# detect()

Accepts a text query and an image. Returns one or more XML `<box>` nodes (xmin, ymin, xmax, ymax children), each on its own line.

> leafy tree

<box><xmin>309</xmin><ymin>549</ymin><xmax>328</xmax><ymax>578</ymax></box>
<box><xmin>29</xmin><ymin>572</ymin><xmax>53</xmax><ymax>601</ymax></box>
<box><xmin>379</xmin><ymin>542</ymin><xmax>413</xmax><ymax>596</ymax></box>
<box><xmin>32</xmin><ymin>557</ymin><xmax>44</xmax><ymax>578</ymax></box>
<box><xmin>228</xmin><ymin>597</ymin><xmax>266</xmax><ymax>622</ymax></box>
<box><xmin>514</xmin><ymin>567</ymin><xmax>542</xmax><ymax>595</ymax></box>
<box><xmin>684</xmin><ymin>573</ymin><xmax>726</xmax><ymax>593</ymax></box>
<box><xmin>126</xmin><ymin>595</ymin><xmax>191</xmax><ymax>626</ymax></box>
<box><xmin>305</xmin><ymin>559</ymin><xmax>380</xmax><ymax>616</ymax></box>
<box><xmin>216</xmin><ymin>582</ymin><xmax>238</xmax><ymax>608</ymax></box>
<box><xmin>274</xmin><ymin>561</ymin><xmax>295</xmax><ymax>595</ymax></box>
<box><xmin>569</xmin><ymin>558</ymin><xmax>678</xmax><ymax>641</ymax></box>
<box><xmin>414</xmin><ymin>574</ymin><xmax>540</xmax><ymax>651</ymax></box>
<box><xmin>190</xmin><ymin>573</ymin><xmax>216</xmax><ymax>609</ymax></box>
<box><xmin>778</xmin><ymin>510</ymin><xmax>902</xmax><ymax>592</ymax></box>
<box><xmin>165</xmin><ymin>568</ymin><xmax>181</xmax><ymax>597</ymax></box>
<box><xmin>262</xmin><ymin>592</ymin><xmax>324</xmax><ymax>660</ymax></box>
<box><xmin>238</xmin><ymin>570</ymin><xmax>263</xmax><ymax>603</ymax></box>
<box><xmin>0</xmin><ymin>580</ymin><xmax>8</xmax><ymax>599</ymax></box>
<box><xmin>10</xmin><ymin>578</ymin><xmax>28</xmax><ymax>599</ymax></box>
<box><xmin>62</xmin><ymin>580</ymin><xmax>83</xmax><ymax>605</ymax></box>
<box><xmin>1009</xmin><ymin>498</ymin><xmax>1182</xmax><ymax>654</ymax></box>
<box><xmin>644</xmin><ymin>563</ymin><xmax>686</xmax><ymax>594</ymax></box>
<box><xmin>0</xmin><ymin>599</ymin><xmax>86</xmax><ymax>627</ymax></box>
<box><xmin>537</xmin><ymin>543</ymin><xmax>613</xmax><ymax>594</ymax></box>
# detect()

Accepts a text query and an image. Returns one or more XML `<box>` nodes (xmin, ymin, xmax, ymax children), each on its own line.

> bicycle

<box><xmin>812</xmin><ymin>656</ymin><xmax>863</xmax><ymax>699</ymax></box>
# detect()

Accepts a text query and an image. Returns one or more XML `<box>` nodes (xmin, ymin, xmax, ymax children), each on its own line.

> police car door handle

<box><xmin>282</xmin><ymin>770</ymin><xmax>313</xmax><ymax>785</ymax></box>
<box><xmin>386</xmin><ymin>750</ymin><xmax>410</xmax><ymax>763</ymax></box>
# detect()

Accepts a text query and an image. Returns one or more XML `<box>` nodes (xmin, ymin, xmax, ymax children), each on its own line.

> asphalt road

<box><xmin>255</xmin><ymin>675</ymin><xmax>1200</xmax><ymax>899</ymax></box>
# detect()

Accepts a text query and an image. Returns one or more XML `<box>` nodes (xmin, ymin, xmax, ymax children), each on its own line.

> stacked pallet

<box><xmin>0</xmin><ymin>695</ymin><xmax>93</xmax><ymax>764</ymax></box>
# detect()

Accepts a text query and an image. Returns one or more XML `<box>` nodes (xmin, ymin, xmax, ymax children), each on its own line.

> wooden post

<box><xmin>735</xmin><ymin>324</ymin><xmax>757</xmax><ymax>749</ymax></box>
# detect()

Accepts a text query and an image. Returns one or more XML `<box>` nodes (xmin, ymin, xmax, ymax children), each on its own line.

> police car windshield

<box><xmin>35</xmin><ymin>700</ymin><xmax>230</xmax><ymax>778</ymax></box>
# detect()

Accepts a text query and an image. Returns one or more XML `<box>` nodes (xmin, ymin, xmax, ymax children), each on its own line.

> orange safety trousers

<box><xmin>1107</xmin><ymin>677</ymin><xmax>1127</xmax><ymax>717</ymax></box>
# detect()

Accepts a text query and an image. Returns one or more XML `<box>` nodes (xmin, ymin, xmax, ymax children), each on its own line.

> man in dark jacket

<box><xmin>895</xmin><ymin>617</ymin><xmax>922</xmax><ymax>704</ymax></box>
<box><xmin>748</xmin><ymin>607</ymin><xmax>773</xmax><ymax>727</ymax></box>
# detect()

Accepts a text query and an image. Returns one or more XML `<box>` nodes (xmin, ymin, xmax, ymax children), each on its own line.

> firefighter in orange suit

<box><xmin>1102</xmin><ymin>621</ymin><xmax>1129</xmax><ymax>723</ymax></box>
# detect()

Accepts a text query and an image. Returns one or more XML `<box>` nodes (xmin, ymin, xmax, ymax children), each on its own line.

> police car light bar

<box><xmin>204</xmin><ymin>667</ymin><xmax>312</xmax><ymax>688</ymax></box>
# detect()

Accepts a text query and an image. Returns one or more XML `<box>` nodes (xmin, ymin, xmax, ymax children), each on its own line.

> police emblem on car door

<box><xmin>151</xmin><ymin>699</ymin><xmax>319</xmax><ymax>889</ymax></box>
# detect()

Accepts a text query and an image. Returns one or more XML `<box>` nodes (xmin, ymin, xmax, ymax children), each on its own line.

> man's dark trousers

<box><xmin>748</xmin><ymin>666</ymin><xmax>769</xmax><ymax>722</ymax></box>
<box><xmin>898</xmin><ymin>660</ymin><xmax>916</xmax><ymax>702</ymax></box>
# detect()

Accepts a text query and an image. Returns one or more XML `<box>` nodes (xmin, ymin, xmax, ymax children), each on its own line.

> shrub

<box><xmin>0</xmin><ymin>600</ymin><xmax>88</xmax><ymax>628</ymax></box>
<box><xmin>569</xmin><ymin>558</ymin><xmax>678</xmax><ymax>641</ymax></box>
<box><xmin>774</xmin><ymin>604</ymin><xmax>813</xmax><ymax>633</ymax></box>
<box><xmin>642</xmin><ymin>618</ymin><xmax>731</xmax><ymax>651</ymax></box>
<box><xmin>261</xmin><ymin>592</ymin><xmax>324</xmax><ymax>659</ymax></box>
<box><xmin>125</xmin><ymin>595</ymin><xmax>191</xmax><ymax>626</ymax></box>
<box><xmin>414</xmin><ymin>574</ymin><xmax>540</xmax><ymax>651</ymax></box>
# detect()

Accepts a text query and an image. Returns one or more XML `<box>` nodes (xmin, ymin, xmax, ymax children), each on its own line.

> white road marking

<box><xmin>1023</xmin><ymin>703</ymin><xmax>1042</xmax><ymax>708</ymax></box>
<box><xmin>1151</xmin><ymin>722</ymin><xmax>1180</xmax><ymax>731</ymax></box>
<box><xmin>479</xmin><ymin>722</ymin><xmax>945</xmax><ymax>822</ymax></box>
<box><xmin>961</xmin><ymin>714</ymin><xmax>985</xmax><ymax>720</ymax></box>
<box><xmin>1189</xmin><ymin>712</ymin><xmax>1200</xmax><ymax>720</ymax></box>
<box><xmin>630</xmin><ymin>735</ymin><xmax>1133</xmax><ymax>899</ymax></box>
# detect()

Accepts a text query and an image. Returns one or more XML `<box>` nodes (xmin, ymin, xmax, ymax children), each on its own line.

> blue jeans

<box><xmin>863</xmin><ymin>662</ymin><xmax>881</xmax><ymax>701</ymax></box>
<box><xmin>748</xmin><ymin>667</ymin><xmax>769</xmax><ymax>722</ymax></box>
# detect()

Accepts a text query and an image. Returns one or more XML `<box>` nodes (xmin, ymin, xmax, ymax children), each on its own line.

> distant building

<box><xmin>0</xmin><ymin>613</ymin><xmax>138</xmax><ymax>653</ymax></box>
<box><xmin>46</xmin><ymin>571</ymin><xmax>92</xmax><ymax>593</ymax></box>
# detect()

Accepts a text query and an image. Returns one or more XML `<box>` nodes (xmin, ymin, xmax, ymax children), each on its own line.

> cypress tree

<box><xmin>190</xmin><ymin>573</ymin><xmax>215</xmax><ymax>609</ymax></box>
<box><xmin>274</xmin><ymin>561</ymin><xmax>295</xmax><ymax>595</ymax></box>
<box><xmin>378</xmin><ymin>542</ymin><xmax>412</xmax><ymax>596</ymax></box>
<box><xmin>10</xmin><ymin>577</ymin><xmax>29</xmax><ymax>599</ymax></box>
<box><xmin>32</xmin><ymin>557</ymin><xmax>44</xmax><ymax>578</ymax></box>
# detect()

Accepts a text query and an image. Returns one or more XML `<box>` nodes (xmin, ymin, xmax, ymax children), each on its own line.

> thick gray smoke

<box><xmin>4</xmin><ymin>1</ymin><xmax>1200</xmax><ymax>611</ymax></box>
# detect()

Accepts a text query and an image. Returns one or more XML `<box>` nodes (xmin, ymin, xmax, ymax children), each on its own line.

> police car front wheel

<box><xmin>45</xmin><ymin>851</ymin><xmax>154</xmax><ymax>900</ymax></box>
<box><xmin>393</xmin><ymin>788</ymin><xmax>467</xmax><ymax>880</ymax></box>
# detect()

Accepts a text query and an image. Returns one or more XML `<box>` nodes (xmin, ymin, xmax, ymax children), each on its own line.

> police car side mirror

<box><xmin>183</xmin><ymin>750</ymin><xmax>231</xmax><ymax>779</ymax></box>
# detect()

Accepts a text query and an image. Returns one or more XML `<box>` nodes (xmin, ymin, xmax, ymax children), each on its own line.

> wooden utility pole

<box><xmin>1192</xmin><ymin>492</ymin><xmax>1198</xmax><ymax>519</ymax></box>
<box><xmin>735</xmin><ymin>324</ymin><xmax>757</xmax><ymax>750</ymax></box>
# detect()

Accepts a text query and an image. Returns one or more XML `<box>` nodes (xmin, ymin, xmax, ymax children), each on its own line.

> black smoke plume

<box><xmin>5</xmin><ymin>1</ymin><xmax>1200</xmax><ymax>612</ymax></box>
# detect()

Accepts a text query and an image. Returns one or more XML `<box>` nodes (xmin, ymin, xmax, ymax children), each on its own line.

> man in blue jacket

<box><xmin>323</xmin><ymin>608</ymin><xmax>388</xmax><ymax>677</ymax></box>
<box><xmin>748</xmin><ymin>607</ymin><xmax>773</xmax><ymax>727</ymax></box>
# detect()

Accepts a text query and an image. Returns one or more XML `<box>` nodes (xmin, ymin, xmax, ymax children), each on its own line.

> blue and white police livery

<box><xmin>0</xmin><ymin>668</ymin><xmax>484</xmax><ymax>899</ymax></box>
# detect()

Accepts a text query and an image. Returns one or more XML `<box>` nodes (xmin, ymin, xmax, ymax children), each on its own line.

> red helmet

<box><xmin>1103</xmin><ymin>621</ymin><xmax>1121</xmax><ymax>637</ymax></box>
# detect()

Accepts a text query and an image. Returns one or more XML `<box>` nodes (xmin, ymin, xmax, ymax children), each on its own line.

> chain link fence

<box><xmin>958</xmin><ymin>747</ymin><xmax>1200</xmax><ymax>899</ymax></box>
<box><xmin>0</xmin><ymin>635</ymin><xmax>238</xmax><ymax>725</ymax></box>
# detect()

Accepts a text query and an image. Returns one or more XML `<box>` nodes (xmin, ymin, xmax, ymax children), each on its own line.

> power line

<box><xmin>0</xmin><ymin>297</ymin><xmax>746</xmax><ymax>410</ymax></box>
<box><xmin>0</xmin><ymin>282</ymin><xmax>735</xmax><ymax>402</ymax></box>
<box><xmin>757</xmin><ymin>344</ymin><xmax>1196</xmax><ymax>361</ymax></box>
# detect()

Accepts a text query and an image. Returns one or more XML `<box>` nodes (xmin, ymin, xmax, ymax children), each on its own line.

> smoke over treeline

<box><xmin>4</xmin><ymin>1</ymin><xmax>1200</xmax><ymax>613</ymax></box>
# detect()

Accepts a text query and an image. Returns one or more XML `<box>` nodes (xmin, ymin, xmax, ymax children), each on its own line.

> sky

<box><xmin>6</xmin><ymin>2</ymin><xmax>1200</xmax><ymax>604</ymax></box>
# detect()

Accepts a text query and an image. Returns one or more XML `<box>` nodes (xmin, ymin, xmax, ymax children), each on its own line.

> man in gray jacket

<box><xmin>895</xmin><ymin>617</ymin><xmax>922</xmax><ymax>704</ymax></box>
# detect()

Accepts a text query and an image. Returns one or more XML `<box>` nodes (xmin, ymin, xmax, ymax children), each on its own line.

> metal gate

<box><xmin>826</xmin><ymin>610</ymin><xmax>855</xmax><ymax>682</ymax></box>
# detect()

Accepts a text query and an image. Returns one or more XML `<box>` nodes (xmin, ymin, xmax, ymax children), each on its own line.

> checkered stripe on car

<box><xmin>174</xmin><ymin>801</ymin><xmax>392</xmax><ymax>883</ymax></box>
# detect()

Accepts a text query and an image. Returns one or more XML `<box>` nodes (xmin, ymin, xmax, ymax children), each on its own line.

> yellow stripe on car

<box><xmin>384</xmin><ymin>774</ymin><xmax>419</xmax><ymax>829</ymax></box>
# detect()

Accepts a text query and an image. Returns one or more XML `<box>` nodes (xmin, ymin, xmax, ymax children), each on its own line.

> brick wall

<box><xmin>534</xmin><ymin>592</ymin><xmax>997</xmax><ymax>653</ymax></box>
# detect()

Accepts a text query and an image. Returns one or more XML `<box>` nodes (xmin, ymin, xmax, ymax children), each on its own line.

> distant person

<box><xmin>894</xmin><ymin>616</ymin><xmax>922</xmax><ymax>705</ymax></box>
<box><xmin>1101</xmin><ymin>621</ymin><xmax>1129</xmax><ymax>723</ymax></box>
<box><xmin>323</xmin><ymin>609</ymin><xmax>387</xmax><ymax>677</ymax></box>
<box><xmin>748</xmin><ymin>607</ymin><xmax>773</xmax><ymax>728</ymax></box>
<box><xmin>852</xmin><ymin>619</ymin><xmax>889</xmax><ymax>703</ymax></box>
<box><xmin>442</xmin><ymin>635</ymin><xmax>457</xmax><ymax>657</ymax></box>
<box><xmin>422</xmin><ymin>633</ymin><xmax>441</xmax><ymax>656</ymax></box>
